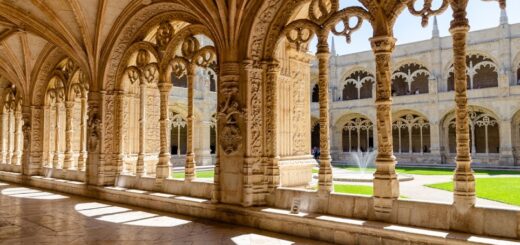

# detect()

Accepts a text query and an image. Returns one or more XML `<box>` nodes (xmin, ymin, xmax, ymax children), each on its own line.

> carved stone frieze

<box><xmin>156</xmin><ymin>20</ymin><xmax>174</xmax><ymax>51</ymax></box>
<box><xmin>218</xmin><ymin>64</ymin><xmax>244</xmax><ymax>155</ymax></box>
<box><xmin>244</xmin><ymin>60</ymin><xmax>263</xmax><ymax>157</ymax></box>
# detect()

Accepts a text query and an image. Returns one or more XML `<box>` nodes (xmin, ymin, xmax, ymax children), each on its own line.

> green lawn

<box><xmin>426</xmin><ymin>178</ymin><xmax>520</xmax><ymax>206</ymax></box>
<box><xmin>172</xmin><ymin>170</ymin><xmax>214</xmax><ymax>179</ymax></box>
<box><xmin>336</xmin><ymin>166</ymin><xmax>520</xmax><ymax>176</ymax></box>
<box><xmin>333</xmin><ymin>184</ymin><xmax>373</xmax><ymax>195</ymax></box>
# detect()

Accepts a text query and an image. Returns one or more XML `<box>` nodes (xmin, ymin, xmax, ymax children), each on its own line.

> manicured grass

<box><xmin>172</xmin><ymin>170</ymin><xmax>214</xmax><ymax>179</ymax></box>
<box><xmin>312</xmin><ymin>168</ymin><xmax>319</xmax><ymax>174</ymax></box>
<box><xmin>333</xmin><ymin>184</ymin><xmax>373</xmax><ymax>196</ymax></box>
<box><xmin>426</xmin><ymin>178</ymin><xmax>520</xmax><ymax>206</ymax></box>
<box><xmin>337</xmin><ymin>166</ymin><xmax>520</xmax><ymax>176</ymax></box>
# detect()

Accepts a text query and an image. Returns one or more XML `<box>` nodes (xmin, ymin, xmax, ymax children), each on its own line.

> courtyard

<box><xmin>1</xmin><ymin>0</ymin><xmax>520</xmax><ymax>244</ymax></box>
<box><xmin>172</xmin><ymin>165</ymin><xmax>520</xmax><ymax>209</ymax></box>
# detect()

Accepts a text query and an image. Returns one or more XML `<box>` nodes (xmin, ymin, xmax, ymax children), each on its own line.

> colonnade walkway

<box><xmin>0</xmin><ymin>181</ymin><xmax>327</xmax><ymax>245</ymax></box>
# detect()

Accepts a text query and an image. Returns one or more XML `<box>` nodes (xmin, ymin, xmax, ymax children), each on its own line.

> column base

<box><xmin>136</xmin><ymin>154</ymin><xmax>145</xmax><ymax>177</ymax></box>
<box><xmin>156</xmin><ymin>154</ymin><xmax>171</xmax><ymax>180</ymax></box>
<box><xmin>185</xmin><ymin>153</ymin><xmax>196</xmax><ymax>181</ymax></box>
<box><xmin>63</xmin><ymin>151</ymin><xmax>74</xmax><ymax>170</ymax></box>
<box><xmin>318</xmin><ymin>156</ymin><xmax>333</xmax><ymax>193</ymax></box>
<box><xmin>52</xmin><ymin>154</ymin><xmax>63</xmax><ymax>169</ymax></box>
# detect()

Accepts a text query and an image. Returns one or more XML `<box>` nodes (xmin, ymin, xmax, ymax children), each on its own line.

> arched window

<box><xmin>448</xmin><ymin>110</ymin><xmax>499</xmax><ymax>154</ymax></box>
<box><xmin>44</xmin><ymin>77</ymin><xmax>66</xmax><ymax>169</ymax></box>
<box><xmin>311</xmin><ymin>122</ymin><xmax>320</xmax><ymax>149</ymax></box>
<box><xmin>391</xmin><ymin>63</ymin><xmax>430</xmax><ymax>96</ymax></box>
<box><xmin>342</xmin><ymin>70</ymin><xmax>374</xmax><ymax>100</ymax></box>
<box><xmin>210</xmin><ymin>114</ymin><xmax>217</xmax><ymax>154</ymax></box>
<box><xmin>311</xmin><ymin>84</ymin><xmax>319</xmax><ymax>103</ymax></box>
<box><xmin>448</xmin><ymin>54</ymin><xmax>498</xmax><ymax>91</ymax></box>
<box><xmin>171</xmin><ymin>72</ymin><xmax>188</xmax><ymax>87</ymax></box>
<box><xmin>342</xmin><ymin>83</ymin><xmax>357</xmax><ymax>101</ymax></box>
<box><xmin>170</xmin><ymin>112</ymin><xmax>187</xmax><ymax>155</ymax></box>
<box><xmin>392</xmin><ymin>113</ymin><xmax>430</xmax><ymax>153</ymax></box>
<box><xmin>342</xmin><ymin>117</ymin><xmax>373</xmax><ymax>152</ymax></box>
<box><xmin>516</xmin><ymin>64</ymin><xmax>520</xmax><ymax>85</ymax></box>
<box><xmin>0</xmin><ymin>85</ymin><xmax>22</xmax><ymax>168</ymax></box>
<box><xmin>209</xmin><ymin>70</ymin><xmax>217</xmax><ymax>92</ymax></box>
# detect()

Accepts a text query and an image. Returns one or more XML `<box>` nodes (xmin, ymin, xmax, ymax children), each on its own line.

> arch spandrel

<box><xmin>391</xmin><ymin>59</ymin><xmax>431</xmax><ymax>75</ymax></box>
<box><xmin>392</xmin><ymin>109</ymin><xmax>431</xmax><ymax>122</ymax></box>
<box><xmin>100</xmin><ymin>3</ymin><xmax>203</xmax><ymax>92</ymax></box>
<box><xmin>333</xmin><ymin>112</ymin><xmax>374</xmax><ymax>129</ymax></box>
<box><xmin>340</xmin><ymin>66</ymin><xmax>375</xmax><ymax>82</ymax></box>
<box><xmin>116</xmin><ymin>42</ymin><xmax>161</xmax><ymax>91</ymax></box>
<box><xmin>440</xmin><ymin>105</ymin><xmax>501</xmax><ymax>128</ymax></box>
<box><xmin>31</xmin><ymin>46</ymin><xmax>68</xmax><ymax>107</ymax></box>
<box><xmin>444</xmin><ymin>51</ymin><xmax>500</xmax><ymax>81</ymax></box>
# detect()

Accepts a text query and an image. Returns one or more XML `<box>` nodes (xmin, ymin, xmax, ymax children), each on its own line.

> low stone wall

<box><xmin>1</xmin><ymin>171</ymin><xmax>519</xmax><ymax>244</ymax></box>
<box><xmin>269</xmin><ymin>187</ymin><xmax>520</xmax><ymax>240</ymax></box>
<box><xmin>115</xmin><ymin>175</ymin><xmax>213</xmax><ymax>199</ymax></box>
<box><xmin>0</xmin><ymin>163</ymin><xmax>21</xmax><ymax>173</ymax></box>
<box><xmin>41</xmin><ymin>167</ymin><xmax>86</xmax><ymax>182</ymax></box>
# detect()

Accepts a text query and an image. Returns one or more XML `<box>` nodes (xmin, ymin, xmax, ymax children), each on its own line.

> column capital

<box><xmin>65</xmin><ymin>101</ymin><xmax>75</xmax><ymax>108</ymax></box>
<box><xmin>264</xmin><ymin>60</ymin><xmax>280</xmax><ymax>74</ymax></box>
<box><xmin>158</xmin><ymin>82</ymin><xmax>172</xmax><ymax>92</ymax></box>
<box><xmin>369</xmin><ymin>36</ymin><xmax>396</xmax><ymax>54</ymax></box>
<box><xmin>449</xmin><ymin>0</ymin><xmax>469</xmax><ymax>32</ymax></box>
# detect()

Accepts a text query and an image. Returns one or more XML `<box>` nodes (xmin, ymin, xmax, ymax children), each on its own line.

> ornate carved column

<box><xmin>43</xmin><ymin>105</ymin><xmax>51</xmax><ymax>167</ymax></box>
<box><xmin>450</xmin><ymin>0</ymin><xmax>475</xmax><ymax>210</ymax></box>
<box><xmin>156</xmin><ymin>82</ymin><xmax>172</xmax><ymax>184</ymax></box>
<box><xmin>136</xmin><ymin>81</ymin><xmax>146</xmax><ymax>177</ymax></box>
<box><xmin>217</xmin><ymin>62</ymin><xmax>244</xmax><ymax>205</ymax></box>
<box><xmin>499</xmin><ymin>120</ymin><xmax>514</xmax><ymax>165</ymax></box>
<box><xmin>264</xmin><ymin>61</ymin><xmax>280</xmax><ymax>191</ymax></box>
<box><xmin>242</xmin><ymin>60</ymin><xmax>266</xmax><ymax>206</ymax></box>
<box><xmin>78</xmin><ymin>95</ymin><xmax>88</xmax><ymax>171</ymax></box>
<box><xmin>11</xmin><ymin>107</ymin><xmax>22</xmax><ymax>165</ymax></box>
<box><xmin>185</xmin><ymin>64</ymin><xmax>196</xmax><ymax>181</ymax></box>
<box><xmin>63</xmin><ymin>101</ymin><xmax>74</xmax><ymax>169</ymax></box>
<box><xmin>0</xmin><ymin>111</ymin><xmax>6</xmax><ymax>164</ymax></box>
<box><xmin>28</xmin><ymin>106</ymin><xmax>43</xmax><ymax>175</ymax></box>
<box><xmin>196</xmin><ymin>120</ymin><xmax>212</xmax><ymax>165</ymax></box>
<box><xmin>115</xmin><ymin>91</ymin><xmax>125</xmax><ymax>175</ymax></box>
<box><xmin>430</xmin><ymin>122</ymin><xmax>441</xmax><ymax>156</ymax></box>
<box><xmin>316</xmin><ymin>34</ymin><xmax>332</xmax><ymax>193</ymax></box>
<box><xmin>22</xmin><ymin>113</ymin><xmax>31</xmax><ymax>175</ymax></box>
<box><xmin>53</xmin><ymin>100</ymin><xmax>62</xmax><ymax>168</ymax></box>
<box><xmin>86</xmin><ymin>95</ymin><xmax>101</xmax><ymax>185</ymax></box>
<box><xmin>370</xmin><ymin>36</ymin><xmax>399</xmax><ymax>219</ymax></box>
<box><xmin>5</xmin><ymin>111</ymin><xmax>12</xmax><ymax>165</ymax></box>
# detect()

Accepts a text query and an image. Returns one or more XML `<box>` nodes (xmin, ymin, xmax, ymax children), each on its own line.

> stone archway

<box><xmin>340</xmin><ymin>70</ymin><xmax>375</xmax><ymax>100</ymax></box>
<box><xmin>441</xmin><ymin>106</ymin><xmax>501</xmax><ymax>164</ymax></box>
<box><xmin>447</xmin><ymin>54</ymin><xmax>499</xmax><ymax>91</ymax></box>
<box><xmin>391</xmin><ymin>63</ymin><xmax>430</xmax><ymax>96</ymax></box>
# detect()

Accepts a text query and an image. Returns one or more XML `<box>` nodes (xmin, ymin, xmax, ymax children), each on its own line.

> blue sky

<box><xmin>310</xmin><ymin>1</ymin><xmax>520</xmax><ymax>55</ymax></box>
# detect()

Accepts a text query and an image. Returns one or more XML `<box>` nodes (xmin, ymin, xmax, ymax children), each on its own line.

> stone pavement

<box><xmin>0</xmin><ymin>181</ymin><xmax>330</xmax><ymax>245</ymax></box>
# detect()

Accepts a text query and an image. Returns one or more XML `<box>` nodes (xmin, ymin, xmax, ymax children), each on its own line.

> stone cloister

<box><xmin>317</xmin><ymin>11</ymin><xmax>520</xmax><ymax>166</ymax></box>
<box><xmin>0</xmin><ymin>0</ymin><xmax>519</xmax><ymax>244</ymax></box>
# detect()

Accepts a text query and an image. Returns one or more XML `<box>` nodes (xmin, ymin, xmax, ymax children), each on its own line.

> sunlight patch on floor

<box><xmin>75</xmin><ymin>202</ymin><xmax>191</xmax><ymax>227</ymax></box>
<box><xmin>1</xmin><ymin>187</ymin><xmax>69</xmax><ymax>200</ymax></box>
<box><xmin>231</xmin><ymin>233</ymin><xmax>295</xmax><ymax>245</ymax></box>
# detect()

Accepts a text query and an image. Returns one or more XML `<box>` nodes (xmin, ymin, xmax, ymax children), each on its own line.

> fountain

<box><xmin>351</xmin><ymin>150</ymin><xmax>377</xmax><ymax>174</ymax></box>
<box><xmin>313</xmin><ymin>150</ymin><xmax>414</xmax><ymax>182</ymax></box>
